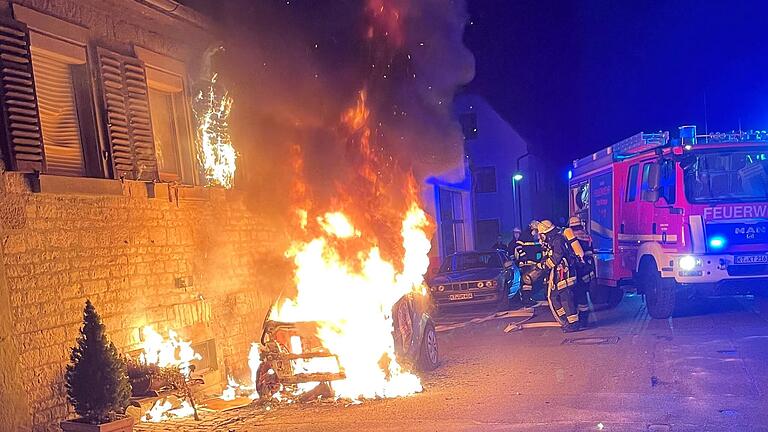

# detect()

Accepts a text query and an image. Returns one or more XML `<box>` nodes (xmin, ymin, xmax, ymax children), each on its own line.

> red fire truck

<box><xmin>570</xmin><ymin>125</ymin><xmax>768</xmax><ymax>318</ymax></box>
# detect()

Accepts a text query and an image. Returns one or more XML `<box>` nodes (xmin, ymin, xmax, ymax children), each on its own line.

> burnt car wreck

<box><xmin>255</xmin><ymin>292</ymin><xmax>438</xmax><ymax>400</ymax></box>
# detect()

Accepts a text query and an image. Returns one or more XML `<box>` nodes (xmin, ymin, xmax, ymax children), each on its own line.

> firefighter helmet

<box><xmin>537</xmin><ymin>220</ymin><xmax>556</xmax><ymax>234</ymax></box>
<box><xmin>513</xmin><ymin>227</ymin><xmax>522</xmax><ymax>234</ymax></box>
<box><xmin>568</xmin><ymin>216</ymin><xmax>582</xmax><ymax>227</ymax></box>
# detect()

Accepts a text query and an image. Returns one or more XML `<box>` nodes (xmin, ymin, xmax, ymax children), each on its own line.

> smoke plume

<box><xmin>196</xmin><ymin>0</ymin><xmax>475</xmax><ymax>220</ymax></box>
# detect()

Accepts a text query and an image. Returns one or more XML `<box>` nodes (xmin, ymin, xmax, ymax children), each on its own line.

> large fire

<box><xmin>138</xmin><ymin>326</ymin><xmax>202</xmax><ymax>422</ymax></box>
<box><xmin>196</xmin><ymin>74</ymin><xmax>236</xmax><ymax>189</ymax></box>
<box><xmin>269</xmin><ymin>203</ymin><xmax>430</xmax><ymax>399</ymax></box>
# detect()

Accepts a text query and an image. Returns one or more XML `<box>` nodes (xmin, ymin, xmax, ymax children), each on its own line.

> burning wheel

<box><xmin>255</xmin><ymin>362</ymin><xmax>280</xmax><ymax>399</ymax></box>
<box><xmin>418</xmin><ymin>323</ymin><xmax>438</xmax><ymax>371</ymax></box>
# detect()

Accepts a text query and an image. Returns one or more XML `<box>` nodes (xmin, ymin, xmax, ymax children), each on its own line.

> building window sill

<box><xmin>29</xmin><ymin>174</ymin><xmax>123</xmax><ymax>196</ymax></box>
<box><xmin>26</xmin><ymin>174</ymin><xmax>211</xmax><ymax>202</ymax></box>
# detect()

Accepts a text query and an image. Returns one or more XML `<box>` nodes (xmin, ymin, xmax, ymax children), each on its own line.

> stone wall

<box><xmin>0</xmin><ymin>173</ymin><xmax>289</xmax><ymax>431</ymax></box>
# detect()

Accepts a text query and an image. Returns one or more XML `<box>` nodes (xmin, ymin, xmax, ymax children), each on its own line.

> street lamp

<box><xmin>515</xmin><ymin>152</ymin><xmax>530</xmax><ymax>228</ymax></box>
<box><xmin>511</xmin><ymin>172</ymin><xmax>523</xmax><ymax>233</ymax></box>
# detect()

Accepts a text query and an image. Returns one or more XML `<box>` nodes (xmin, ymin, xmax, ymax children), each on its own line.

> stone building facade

<box><xmin>0</xmin><ymin>1</ymin><xmax>287</xmax><ymax>430</ymax></box>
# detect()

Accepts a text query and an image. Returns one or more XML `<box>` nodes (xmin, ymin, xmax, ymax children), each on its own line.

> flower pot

<box><xmin>60</xmin><ymin>416</ymin><xmax>134</xmax><ymax>432</ymax></box>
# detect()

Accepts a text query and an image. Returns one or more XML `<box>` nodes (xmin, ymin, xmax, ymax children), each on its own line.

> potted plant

<box><xmin>61</xmin><ymin>300</ymin><xmax>134</xmax><ymax>432</ymax></box>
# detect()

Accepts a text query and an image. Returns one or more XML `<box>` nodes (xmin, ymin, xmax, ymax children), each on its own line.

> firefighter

<box><xmin>515</xmin><ymin>225</ymin><xmax>542</xmax><ymax>307</ymax></box>
<box><xmin>492</xmin><ymin>234</ymin><xmax>508</xmax><ymax>253</ymax></box>
<box><xmin>535</xmin><ymin>220</ymin><xmax>581</xmax><ymax>332</ymax></box>
<box><xmin>568</xmin><ymin>216</ymin><xmax>596</xmax><ymax>326</ymax></box>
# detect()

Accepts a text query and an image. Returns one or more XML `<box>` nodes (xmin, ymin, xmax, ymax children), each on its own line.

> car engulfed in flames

<box><xmin>245</xmin><ymin>201</ymin><xmax>440</xmax><ymax>402</ymax></box>
<box><xmin>254</xmin><ymin>291</ymin><xmax>438</xmax><ymax>401</ymax></box>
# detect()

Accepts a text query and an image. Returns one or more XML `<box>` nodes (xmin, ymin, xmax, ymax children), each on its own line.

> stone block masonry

<box><xmin>0</xmin><ymin>173</ymin><xmax>289</xmax><ymax>431</ymax></box>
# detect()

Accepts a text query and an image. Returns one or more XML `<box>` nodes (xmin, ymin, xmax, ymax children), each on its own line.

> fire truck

<box><xmin>570</xmin><ymin>125</ymin><xmax>768</xmax><ymax>318</ymax></box>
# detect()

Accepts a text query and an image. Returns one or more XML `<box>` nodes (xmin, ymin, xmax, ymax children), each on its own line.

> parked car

<box><xmin>428</xmin><ymin>251</ymin><xmax>519</xmax><ymax>313</ymax></box>
<box><xmin>254</xmin><ymin>292</ymin><xmax>438</xmax><ymax>399</ymax></box>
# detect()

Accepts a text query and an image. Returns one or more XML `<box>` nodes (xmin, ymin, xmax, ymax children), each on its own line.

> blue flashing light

<box><xmin>567</xmin><ymin>169</ymin><xmax>573</xmax><ymax>180</ymax></box>
<box><xmin>709</xmin><ymin>236</ymin><xmax>726</xmax><ymax>249</ymax></box>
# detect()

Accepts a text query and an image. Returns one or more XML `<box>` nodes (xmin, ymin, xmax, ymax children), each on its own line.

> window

<box><xmin>576</xmin><ymin>182</ymin><xmax>590</xmax><ymax>210</ymax></box>
<box><xmin>641</xmin><ymin>162</ymin><xmax>654</xmax><ymax>201</ymax></box>
<box><xmin>459</xmin><ymin>112</ymin><xmax>477</xmax><ymax>140</ymax></box>
<box><xmin>474</xmin><ymin>167</ymin><xmax>497</xmax><ymax>193</ymax></box>
<box><xmin>16</xmin><ymin>4</ymin><xmax>100</xmax><ymax>177</ymax></box>
<box><xmin>626</xmin><ymin>164</ymin><xmax>639</xmax><ymax>202</ymax></box>
<box><xmin>476</xmin><ymin>219</ymin><xmax>500</xmax><ymax>250</ymax></box>
<box><xmin>32</xmin><ymin>51</ymin><xmax>83</xmax><ymax>176</ymax></box>
<box><xmin>438</xmin><ymin>252</ymin><xmax>503</xmax><ymax>273</ymax></box>
<box><xmin>682</xmin><ymin>151</ymin><xmax>768</xmax><ymax>204</ymax></box>
<box><xmin>137</xmin><ymin>47</ymin><xmax>196</xmax><ymax>184</ymax></box>
<box><xmin>659</xmin><ymin>159</ymin><xmax>676</xmax><ymax>204</ymax></box>
<box><xmin>148</xmin><ymin>88</ymin><xmax>182</xmax><ymax>179</ymax></box>
<box><xmin>438</xmin><ymin>188</ymin><xmax>466</xmax><ymax>256</ymax></box>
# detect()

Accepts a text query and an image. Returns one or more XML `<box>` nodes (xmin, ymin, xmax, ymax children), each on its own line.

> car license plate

<box><xmin>734</xmin><ymin>255</ymin><xmax>768</xmax><ymax>265</ymax></box>
<box><xmin>449</xmin><ymin>292</ymin><xmax>474</xmax><ymax>301</ymax></box>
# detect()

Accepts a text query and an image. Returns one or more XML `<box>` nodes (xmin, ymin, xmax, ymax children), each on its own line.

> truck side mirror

<box><xmin>642</xmin><ymin>162</ymin><xmax>661</xmax><ymax>202</ymax></box>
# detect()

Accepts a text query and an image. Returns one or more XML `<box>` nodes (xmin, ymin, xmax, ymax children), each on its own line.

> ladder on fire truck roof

<box><xmin>572</xmin><ymin>131</ymin><xmax>669</xmax><ymax>174</ymax></box>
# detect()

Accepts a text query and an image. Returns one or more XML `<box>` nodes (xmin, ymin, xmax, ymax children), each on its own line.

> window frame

<box><xmin>135</xmin><ymin>46</ymin><xmax>198</xmax><ymax>185</ymax></box>
<box><xmin>474</xmin><ymin>166</ymin><xmax>497</xmax><ymax>194</ymax></box>
<box><xmin>626</xmin><ymin>163</ymin><xmax>639</xmax><ymax>202</ymax></box>
<box><xmin>659</xmin><ymin>158</ymin><xmax>676</xmax><ymax>204</ymax></box>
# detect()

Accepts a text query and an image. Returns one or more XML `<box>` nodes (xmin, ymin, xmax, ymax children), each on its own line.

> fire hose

<box><xmin>503</xmin><ymin>267</ymin><xmax>563</xmax><ymax>333</ymax></box>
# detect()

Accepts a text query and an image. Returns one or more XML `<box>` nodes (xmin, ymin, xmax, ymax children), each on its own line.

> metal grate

<box><xmin>561</xmin><ymin>336</ymin><xmax>620</xmax><ymax>345</ymax></box>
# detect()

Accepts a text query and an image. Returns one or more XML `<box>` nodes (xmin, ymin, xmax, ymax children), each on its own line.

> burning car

<box><xmin>254</xmin><ymin>291</ymin><xmax>438</xmax><ymax>400</ymax></box>
<box><xmin>428</xmin><ymin>251</ymin><xmax>518</xmax><ymax>313</ymax></box>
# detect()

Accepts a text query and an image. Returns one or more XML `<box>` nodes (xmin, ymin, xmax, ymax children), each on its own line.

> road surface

<box><xmin>136</xmin><ymin>293</ymin><xmax>768</xmax><ymax>431</ymax></box>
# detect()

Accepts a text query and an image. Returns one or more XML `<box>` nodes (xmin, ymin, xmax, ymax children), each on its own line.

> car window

<box><xmin>439</xmin><ymin>252</ymin><xmax>502</xmax><ymax>272</ymax></box>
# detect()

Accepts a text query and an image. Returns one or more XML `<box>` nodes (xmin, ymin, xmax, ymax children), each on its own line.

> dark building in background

<box><xmin>456</xmin><ymin>94</ymin><xmax>561</xmax><ymax>249</ymax></box>
<box><xmin>430</xmin><ymin>94</ymin><xmax>562</xmax><ymax>260</ymax></box>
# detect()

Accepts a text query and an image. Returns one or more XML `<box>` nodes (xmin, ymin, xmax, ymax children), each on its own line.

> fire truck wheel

<box><xmin>418</xmin><ymin>323</ymin><xmax>439</xmax><ymax>371</ymax></box>
<box><xmin>639</xmin><ymin>258</ymin><xmax>675</xmax><ymax>319</ymax></box>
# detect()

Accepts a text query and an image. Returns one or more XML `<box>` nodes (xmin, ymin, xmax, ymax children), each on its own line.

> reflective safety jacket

<box><xmin>513</xmin><ymin>230</ymin><xmax>542</xmax><ymax>268</ymax></box>
<box><xmin>541</xmin><ymin>230</ymin><xmax>577</xmax><ymax>291</ymax></box>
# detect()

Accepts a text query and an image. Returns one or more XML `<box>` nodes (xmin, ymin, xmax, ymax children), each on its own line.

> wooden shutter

<box><xmin>95</xmin><ymin>47</ymin><xmax>158</xmax><ymax>181</ymax></box>
<box><xmin>0</xmin><ymin>19</ymin><xmax>45</xmax><ymax>172</ymax></box>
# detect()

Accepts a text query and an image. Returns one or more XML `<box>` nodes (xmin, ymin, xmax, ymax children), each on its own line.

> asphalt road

<box><xmin>138</xmin><ymin>292</ymin><xmax>768</xmax><ymax>431</ymax></box>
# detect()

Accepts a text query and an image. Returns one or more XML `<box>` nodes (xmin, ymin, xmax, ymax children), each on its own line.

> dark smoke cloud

<box><xmin>189</xmin><ymin>0</ymin><xmax>474</xmax><ymax>218</ymax></box>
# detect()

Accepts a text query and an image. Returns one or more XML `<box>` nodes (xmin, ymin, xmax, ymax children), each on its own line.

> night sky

<box><xmin>464</xmin><ymin>0</ymin><xmax>768</xmax><ymax>169</ymax></box>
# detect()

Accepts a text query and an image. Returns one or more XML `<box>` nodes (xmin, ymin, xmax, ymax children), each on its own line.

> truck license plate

<box><xmin>449</xmin><ymin>293</ymin><xmax>474</xmax><ymax>301</ymax></box>
<box><xmin>734</xmin><ymin>255</ymin><xmax>768</xmax><ymax>265</ymax></box>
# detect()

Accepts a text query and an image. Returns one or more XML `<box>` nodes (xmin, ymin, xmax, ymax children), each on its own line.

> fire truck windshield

<box><xmin>682</xmin><ymin>150</ymin><xmax>768</xmax><ymax>203</ymax></box>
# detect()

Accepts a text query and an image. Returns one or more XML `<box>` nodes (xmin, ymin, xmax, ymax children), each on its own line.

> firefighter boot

<box><xmin>562</xmin><ymin>322</ymin><xmax>582</xmax><ymax>333</ymax></box>
<box><xmin>578</xmin><ymin>310</ymin><xmax>590</xmax><ymax>328</ymax></box>
<box><xmin>521</xmin><ymin>290</ymin><xmax>537</xmax><ymax>307</ymax></box>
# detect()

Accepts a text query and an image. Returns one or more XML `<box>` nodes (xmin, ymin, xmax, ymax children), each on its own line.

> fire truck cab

<box><xmin>570</xmin><ymin>125</ymin><xmax>768</xmax><ymax>318</ymax></box>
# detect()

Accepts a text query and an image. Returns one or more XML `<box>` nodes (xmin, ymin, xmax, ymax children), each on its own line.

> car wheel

<box><xmin>255</xmin><ymin>361</ymin><xmax>280</xmax><ymax>399</ymax></box>
<box><xmin>638</xmin><ymin>257</ymin><xmax>675</xmax><ymax>319</ymax></box>
<box><xmin>418</xmin><ymin>323</ymin><xmax>439</xmax><ymax>371</ymax></box>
